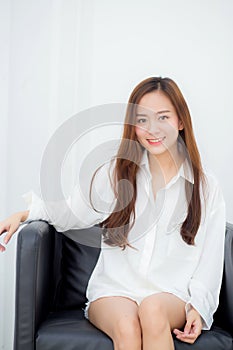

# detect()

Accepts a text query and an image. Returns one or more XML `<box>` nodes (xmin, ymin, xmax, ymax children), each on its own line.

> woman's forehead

<box><xmin>137</xmin><ymin>91</ymin><xmax>175</xmax><ymax>113</ymax></box>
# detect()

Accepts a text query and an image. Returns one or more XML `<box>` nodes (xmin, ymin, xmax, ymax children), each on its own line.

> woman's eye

<box><xmin>158</xmin><ymin>115</ymin><xmax>168</xmax><ymax>121</ymax></box>
<box><xmin>136</xmin><ymin>118</ymin><xmax>147</xmax><ymax>124</ymax></box>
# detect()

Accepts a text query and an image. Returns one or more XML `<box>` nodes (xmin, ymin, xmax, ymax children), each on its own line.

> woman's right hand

<box><xmin>0</xmin><ymin>210</ymin><xmax>29</xmax><ymax>252</ymax></box>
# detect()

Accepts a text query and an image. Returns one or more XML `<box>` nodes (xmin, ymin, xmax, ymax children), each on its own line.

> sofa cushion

<box><xmin>36</xmin><ymin>310</ymin><xmax>113</xmax><ymax>350</ymax></box>
<box><xmin>55</xmin><ymin>226</ymin><xmax>102</xmax><ymax>310</ymax></box>
<box><xmin>36</xmin><ymin>310</ymin><xmax>233</xmax><ymax>350</ymax></box>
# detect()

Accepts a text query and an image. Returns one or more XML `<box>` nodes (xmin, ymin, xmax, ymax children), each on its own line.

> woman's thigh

<box><xmin>139</xmin><ymin>292</ymin><xmax>186</xmax><ymax>330</ymax></box>
<box><xmin>88</xmin><ymin>296</ymin><xmax>140</xmax><ymax>340</ymax></box>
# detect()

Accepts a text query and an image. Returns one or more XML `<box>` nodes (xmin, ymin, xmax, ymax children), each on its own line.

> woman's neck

<box><xmin>148</xmin><ymin>144</ymin><xmax>184</xmax><ymax>184</ymax></box>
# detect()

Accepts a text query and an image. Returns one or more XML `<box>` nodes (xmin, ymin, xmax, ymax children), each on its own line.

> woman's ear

<box><xmin>178</xmin><ymin>120</ymin><xmax>184</xmax><ymax>130</ymax></box>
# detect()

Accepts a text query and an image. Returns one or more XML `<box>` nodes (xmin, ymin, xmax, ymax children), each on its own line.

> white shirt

<box><xmin>22</xmin><ymin>150</ymin><xmax>226</xmax><ymax>330</ymax></box>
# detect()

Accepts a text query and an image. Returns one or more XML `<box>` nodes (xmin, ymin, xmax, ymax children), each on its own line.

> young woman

<box><xmin>0</xmin><ymin>77</ymin><xmax>226</xmax><ymax>350</ymax></box>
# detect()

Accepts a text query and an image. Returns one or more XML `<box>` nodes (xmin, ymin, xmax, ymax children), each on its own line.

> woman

<box><xmin>0</xmin><ymin>77</ymin><xmax>226</xmax><ymax>350</ymax></box>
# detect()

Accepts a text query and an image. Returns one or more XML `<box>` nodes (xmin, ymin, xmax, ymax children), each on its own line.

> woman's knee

<box><xmin>138</xmin><ymin>297</ymin><xmax>169</xmax><ymax>335</ymax></box>
<box><xmin>112</xmin><ymin>316</ymin><xmax>141</xmax><ymax>349</ymax></box>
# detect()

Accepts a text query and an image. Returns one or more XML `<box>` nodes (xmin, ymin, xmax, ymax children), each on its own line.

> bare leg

<box><xmin>88</xmin><ymin>296</ymin><xmax>141</xmax><ymax>350</ymax></box>
<box><xmin>138</xmin><ymin>292</ymin><xmax>186</xmax><ymax>350</ymax></box>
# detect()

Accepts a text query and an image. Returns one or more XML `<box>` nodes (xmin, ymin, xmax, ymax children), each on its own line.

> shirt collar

<box><xmin>140</xmin><ymin>149</ymin><xmax>194</xmax><ymax>185</ymax></box>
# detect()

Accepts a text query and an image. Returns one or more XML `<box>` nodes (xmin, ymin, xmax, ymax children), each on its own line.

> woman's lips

<box><xmin>146</xmin><ymin>137</ymin><xmax>166</xmax><ymax>146</ymax></box>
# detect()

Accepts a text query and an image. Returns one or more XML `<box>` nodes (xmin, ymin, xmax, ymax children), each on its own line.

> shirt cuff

<box><xmin>22</xmin><ymin>190</ymin><xmax>50</xmax><ymax>222</ymax></box>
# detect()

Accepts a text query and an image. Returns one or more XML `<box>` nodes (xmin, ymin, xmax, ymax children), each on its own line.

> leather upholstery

<box><xmin>14</xmin><ymin>221</ymin><xmax>233</xmax><ymax>350</ymax></box>
<box><xmin>213</xmin><ymin>223</ymin><xmax>233</xmax><ymax>336</ymax></box>
<box><xmin>53</xmin><ymin>226</ymin><xmax>102</xmax><ymax>311</ymax></box>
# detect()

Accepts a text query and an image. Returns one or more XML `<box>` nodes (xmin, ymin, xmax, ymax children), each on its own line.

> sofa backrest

<box><xmin>52</xmin><ymin>226</ymin><xmax>102</xmax><ymax>311</ymax></box>
<box><xmin>52</xmin><ymin>223</ymin><xmax>233</xmax><ymax>336</ymax></box>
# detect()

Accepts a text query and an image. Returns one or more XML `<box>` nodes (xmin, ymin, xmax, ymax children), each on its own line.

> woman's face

<box><xmin>135</xmin><ymin>91</ymin><xmax>183</xmax><ymax>156</ymax></box>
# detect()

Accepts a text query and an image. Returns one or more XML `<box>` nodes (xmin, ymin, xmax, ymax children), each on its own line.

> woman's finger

<box><xmin>0</xmin><ymin>225</ymin><xmax>8</xmax><ymax>235</ymax></box>
<box><xmin>4</xmin><ymin>226</ymin><xmax>18</xmax><ymax>244</ymax></box>
<box><xmin>176</xmin><ymin>328</ymin><xmax>201</xmax><ymax>344</ymax></box>
<box><xmin>184</xmin><ymin>320</ymin><xmax>193</xmax><ymax>334</ymax></box>
<box><xmin>0</xmin><ymin>243</ymin><xmax>6</xmax><ymax>252</ymax></box>
<box><xmin>173</xmin><ymin>329</ymin><xmax>183</xmax><ymax>335</ymax></box>
<box><xmin>193</xmin><ymin>321</ymin><xmax>202</xmax><ymax>334</ymax></box>
<box><xmin>176</xmin><ymin>333</ymin><xmax>197</xmax><ymax>344</ymax></box>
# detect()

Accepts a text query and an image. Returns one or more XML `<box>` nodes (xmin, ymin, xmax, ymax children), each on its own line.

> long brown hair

<box><xmin>91</xmin><ymin>77</ymin><xmax>206</xmax><ymax>249</ymax></box>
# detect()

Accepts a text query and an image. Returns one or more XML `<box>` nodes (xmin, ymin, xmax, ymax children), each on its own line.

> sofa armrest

<box><xmin>14</xmin><ymin>220</ymin><xmax>56</xmax><ymax>350</ymax></box>
<box><xmin>213</xmin><ymin>222</ymin><xmax>233</xmax><ymax>336</ymax></box>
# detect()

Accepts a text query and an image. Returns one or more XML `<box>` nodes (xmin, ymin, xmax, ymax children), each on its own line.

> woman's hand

<box><xmin>0</xmin><ymin>211</ymin><xmax>29</xmax><ymax>252</ymax></box>
<box><xmin>173</xmin><ymin>306</ymin><xmax>202</xmax><ymax>344</ymax></box>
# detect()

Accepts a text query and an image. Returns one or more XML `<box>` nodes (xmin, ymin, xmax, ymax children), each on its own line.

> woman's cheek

<box><xmin>135</xmin><ymin>125</ymin><xmax>146</xmax><ymax>137</ymax></box>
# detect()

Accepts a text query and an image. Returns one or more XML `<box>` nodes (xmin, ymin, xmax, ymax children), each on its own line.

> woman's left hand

<box><xmin>173</xmin><ymin>306</ymin><xmax>202</xmax><ymax>344</ymax></box>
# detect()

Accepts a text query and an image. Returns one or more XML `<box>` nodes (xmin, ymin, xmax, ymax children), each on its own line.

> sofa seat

<box><xmin>36</xmin><ymin>310</ymin><xmax>112</xmax><ymax>350</ymax></box>
<box><xmin>36</xmin><ymin>309</ymin><xmax>233</xmax><ymax>350</ymax></box>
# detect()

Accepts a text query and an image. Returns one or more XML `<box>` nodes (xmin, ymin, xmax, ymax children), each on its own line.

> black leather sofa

<box><xmin>14</xmin><ymin>221</ymin><xmax>233</xmax><ymax>350</ymax></box>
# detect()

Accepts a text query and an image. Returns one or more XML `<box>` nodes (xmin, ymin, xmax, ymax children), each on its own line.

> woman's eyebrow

<box><xmin>157</xmin><ymin>110</ymin><xmax>171</xmax><ymax>114</ymax></box>
<box><xmin>136</xmin><ymin>110</ymin><xmax>171</xmax><ymax>116</ymax></box>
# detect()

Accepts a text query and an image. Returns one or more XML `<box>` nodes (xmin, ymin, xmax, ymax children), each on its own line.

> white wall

<box><xmin>1</xmin><ymin>0</ymin><xmax>233</xmax><ymax>349</ymax></box>
<box><xmin>0</xmin><ymin>0</ymin><xmax>11</xmax><ymax>348</ymax></box>
<box><xmin>0</xmin><ymin>1</ymin><xmax>84</xmax><ymax>349</ymax></box>
<box><xmin>89</xmin><ymin>0</ymin><xmax>233</xmax><ymax>222</ymax></box>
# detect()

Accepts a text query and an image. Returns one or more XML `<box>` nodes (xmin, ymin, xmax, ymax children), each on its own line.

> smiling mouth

<box><xmin>146</xmin><ymin>137</ymin><xmax>166</xmax><ymax>143</ymax></box>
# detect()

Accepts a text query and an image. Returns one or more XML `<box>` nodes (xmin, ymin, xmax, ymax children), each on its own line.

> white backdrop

<box><xmin>1</xmin><ymin>0</ymin><xmax>233</xmax><ymax>349</ymax></box>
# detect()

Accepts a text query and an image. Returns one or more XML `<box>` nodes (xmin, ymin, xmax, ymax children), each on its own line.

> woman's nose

<box><xmin>147</xmin><ymin>119</ymin><xmax>161</xmax><ymax>135</ymax></box>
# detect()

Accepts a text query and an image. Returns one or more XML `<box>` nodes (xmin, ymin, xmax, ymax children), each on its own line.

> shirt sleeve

<box><xmin>22</xmin><ymin>162</ymin><xmax>116</xmax><ymax>232</ymax></box>
<box><xmin>185</xmin><ymin>178</ymin><xmax>226</xmax><ymax>330</ymax></box>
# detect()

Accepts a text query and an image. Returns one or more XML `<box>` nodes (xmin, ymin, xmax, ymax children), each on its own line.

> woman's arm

<box><xmin>1</xmin><ymin>162</ymin><xmax>116</xmax><ymax>251</ymax></box>
<box><xmin>184</xmin><ymin>179</ymin><xmax>226</xmax><ymax>330</ymax></box>
<box><xmin>173</xmin><ymin>177</ymin><xmax>226</xmax><ymax>343</ymax></box>
<box><xmin>22</xmin><ymin>162</ymin><xmax>116</xmax><ymax>232</ymax></box>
